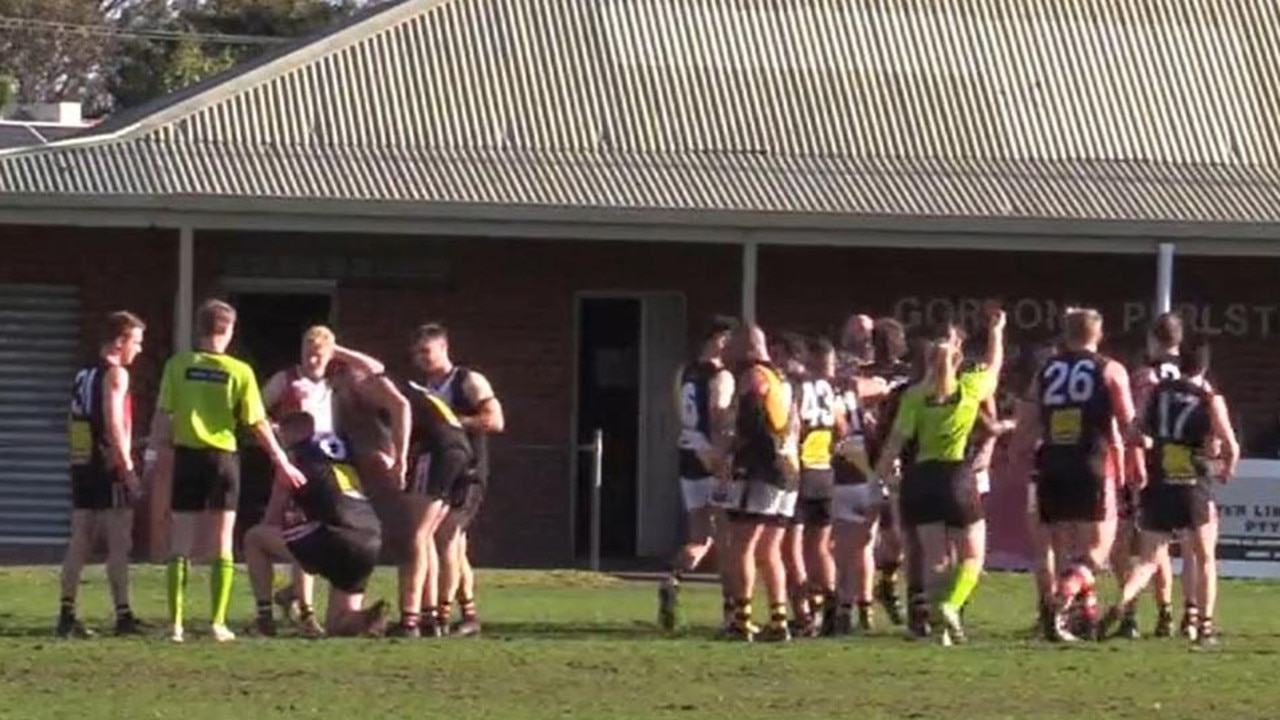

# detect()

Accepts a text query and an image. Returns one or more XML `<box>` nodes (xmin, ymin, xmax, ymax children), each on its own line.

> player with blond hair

<box><xmin>259</xmin><ymin>325</ymin><xmax>394</xmax><ymax>636</ymax></box>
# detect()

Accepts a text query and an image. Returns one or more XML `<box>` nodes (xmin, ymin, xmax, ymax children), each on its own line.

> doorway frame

<box><xmin>218</xmin><ymin>277</ymin><xmax>340</xmax><ymax>325</ymax></box>
<box><xmin>568</xmin><ymin>290</ymin><xmax>688</xmax><ymax>559</ymax></box>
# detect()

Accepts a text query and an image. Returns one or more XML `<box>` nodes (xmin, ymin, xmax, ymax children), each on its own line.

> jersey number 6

<box><xmin>680</xmin><ymin>382</ymin><xmax>700</xmax><ymax>429</ymax></box>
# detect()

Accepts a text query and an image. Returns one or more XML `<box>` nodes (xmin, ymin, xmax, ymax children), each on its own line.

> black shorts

<box><xmin>286</xmin><ymin>524</ymin><xmax>381</xmax><ymax>594</ymax></box>
<box><xmin>1036</xmin><ymin>464</ymin><xmax>1109</xmax><ymax>525</ymax></box>
<box><xmin>1140</xmin><ymin>483</ymin><xmax>1215</xmax><ymax>534</ymax></box>
<box><xmin>172</xmin><ymin>447</ymin><xmax>240</xmax><ymax>512</ymax></box>
<box><xmin>793</xmin><ymin>498</ymin><xmax>832</xmax><ymax>527</ymax></box>
<box><xmin>798</xmin><ymin>468</ymin><xmax>834</xmax><ymax>499</ymax></box>
<box><xmin>449</xmin><ymin>480</ymin><xmax>485</xmax><ymax>531</ymax></box>
<box><xmin>411</xmin><ymin>446</ymin><xmax>472</xmax><ymax>502</ymax></box>
<box><xmin>795</xmin><ymin>468</ymin><xmax>833</xmax><ymax>527</ymax></box>
<box><xmin>899</xmin><ymin>461</ymin><xmax>982</xmax><ymax>529</ymax></box>
<box><xmin>71</xmin><ymin>464</ymin><xmax>129</xmax><ymax>511</ymax></box>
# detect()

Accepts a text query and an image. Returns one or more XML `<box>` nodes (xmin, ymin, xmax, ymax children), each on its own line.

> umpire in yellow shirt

<box><xmin>151</xmin><ymin>299</ymin><xmax>306</xmax><ymax>643</ymax></box>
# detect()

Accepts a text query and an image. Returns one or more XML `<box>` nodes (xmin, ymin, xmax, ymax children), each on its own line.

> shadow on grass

<box><xmin>472</xmin><ymin>620</ymin><xmax>679</xmax><ymax>641</ymax></box>
<box><xmin>0</xmin><ymin>626</ymin><xmax>58</xmax><ymax>640</ymax></box>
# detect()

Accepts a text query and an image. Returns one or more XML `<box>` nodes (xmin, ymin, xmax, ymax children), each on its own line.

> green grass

<box><xmin>1</xmin><ymin>566</ymin><xmax>1278</xmax><ymax>719</ymax></box>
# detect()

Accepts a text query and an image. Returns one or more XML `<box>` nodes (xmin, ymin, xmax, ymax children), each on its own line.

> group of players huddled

<box><xmin>661</xmin><ymin>305</ymin><xmax>1239</xmax><ymax>646</ymax></box>
<box><xmin>52</xmin><ymin>296</ymin><xmax>1240</xmax><ymax>647</ymax></box>
<box><xmin>58</xmin><ymin>299</ymin><xmax>504</xmax><ymax>641</ymax></box>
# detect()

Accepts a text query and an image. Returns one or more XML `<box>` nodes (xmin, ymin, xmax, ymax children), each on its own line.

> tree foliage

<box><xmin>0</xmin><ymin>0</ymin><xmax>132</xmax><ymax>110</ymax></box>
<box><xmin>0</xmin><ymin>0</ymin><xmax>372</xmax><ymax>114</ymax></box>
<box><xmin>110</xmin><ymin>0</ymin><xmax>365</xmax><ymax>110</ymax></box>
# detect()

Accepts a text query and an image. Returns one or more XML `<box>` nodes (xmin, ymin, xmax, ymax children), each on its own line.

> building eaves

<box><xmin>2</xmin><ymin>0</ymin><xmax>1279</xmax><ymax>227</ymax></box>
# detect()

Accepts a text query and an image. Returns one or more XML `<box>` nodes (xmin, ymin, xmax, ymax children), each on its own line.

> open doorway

<box><xmin>572</xmin><ymin>292</ymin><xmax>687</xmax><ymax>563</ymax></box>
<box><xmin>225</xmin><ymin>291</ymin><xmax>334</xmax><ymax>374</ymax></box>
<box><xmin>574</xmin><ymin>297</ymin><xmax>641</xmax><ymax>559</ymax></box>
<box><xmin>222</xmin><ymin>285</ymin><xmax>334</xmax><ymax>550</ymax></box>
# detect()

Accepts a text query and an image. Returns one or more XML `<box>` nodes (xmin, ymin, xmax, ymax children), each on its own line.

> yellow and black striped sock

<box><xmin>769</xmin><ymin>603</ymin><xmax>788</xmax><ymax>629</ymax></box>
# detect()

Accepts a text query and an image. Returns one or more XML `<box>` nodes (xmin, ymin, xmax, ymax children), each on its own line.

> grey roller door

<box><xmin>0</xmin><ymin>284</ymin><xmax>80</xmax><ymax>544</ymax></box>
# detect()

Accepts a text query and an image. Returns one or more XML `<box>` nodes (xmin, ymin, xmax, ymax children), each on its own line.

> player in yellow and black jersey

<box><xmin>723</xmin><ymin>324</ymin><xmax>800</xmax><ymax>642</ymax></box>
<box><xmin>789</xmin><ymin>337</ymin><xmax>848</xmax><ymax>637</ymax></box>
<box><xmin>59</xmin><ymin>311</ymin><xmax>147</xmax><ymax>639</ymax></box>
<box><xmin>1099</xmin><ymin>339</ymin><xmax>1239</xmax><ymax>647</ymax></box>
<box><xmin>244</xmin><ymin>412</ymin><xmax>389</xmax><ymax>638</ymax></box>
<box><xmin>386</xmin><ymin>325</ymin><xmax>476</xmax><ymax>638</ymax></box>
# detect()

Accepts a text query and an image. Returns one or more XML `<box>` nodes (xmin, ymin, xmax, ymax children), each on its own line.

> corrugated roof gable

<box><xmin>136</xmin><ymin>0</ymin><xmax>1280</xmax><ymax>163</ymax></box>
<box><xmin>3</xmin><ymin>0</ymin><xmax>1280</xmax><ymax>225</ymax></box>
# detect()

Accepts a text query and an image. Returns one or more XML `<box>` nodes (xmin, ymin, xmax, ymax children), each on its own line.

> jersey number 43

<box><xmin>799</xmin><ymin>380</ymin><xmax>836</xmax><ymax>427</ymax></box>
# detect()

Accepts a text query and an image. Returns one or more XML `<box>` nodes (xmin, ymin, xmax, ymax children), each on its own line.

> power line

<box><xmin>0</xmin><ymin>15</ymin><xmax>294</xmax><ymax>46</ymax></box>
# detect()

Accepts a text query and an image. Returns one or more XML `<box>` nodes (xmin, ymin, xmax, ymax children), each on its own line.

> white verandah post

<box><xmin>1156</xmin><ymin>242</ymin><xmax>1174</xmax><ymax>315</ymax></box>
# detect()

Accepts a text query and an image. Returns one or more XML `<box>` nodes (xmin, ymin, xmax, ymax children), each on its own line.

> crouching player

<box><xmin>246</xmin><ymin>411</ymin><xmax>389</xmax><ymax>637</ymax></box>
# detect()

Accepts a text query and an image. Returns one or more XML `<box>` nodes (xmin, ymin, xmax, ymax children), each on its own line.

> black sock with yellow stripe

<box><xmin>769</xmin><ymin>603</ymin><xmax>789</xmax><ymax>629</ymax></box>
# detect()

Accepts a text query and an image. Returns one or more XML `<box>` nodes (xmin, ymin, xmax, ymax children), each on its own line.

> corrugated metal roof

<box><xmin>2</xmin><ymin>0</ymin><xmax>1280</xmax><ymax>224</ymax></box>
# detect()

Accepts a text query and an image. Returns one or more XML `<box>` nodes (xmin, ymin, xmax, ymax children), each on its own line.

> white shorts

<box><xmin>726</xmin><ymin>479</ymin><xmax>797</xmax><ymax>519</ymax></box>
<box><xmin>832</xmin><ymin>483</ymin><xmax>881</xmax><ymax>524</ymax></box>
<box><xmin>680</xmin><ymin>477</ymin><xmax>718</xmax><ymax>511</ymax></box>
<box><xmin>974</xmin><ymin>470</ymin><xmax>991</xmax><ymax>496</ymax></box>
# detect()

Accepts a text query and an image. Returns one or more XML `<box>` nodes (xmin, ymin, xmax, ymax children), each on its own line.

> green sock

<box><xmin>211</xmin><ymin>557</ymin><xmax>235</xmax><ymax>626</ymax></box>
<box><xmin>167</xmin><ymin>557</ymin><xmax>189</xmax><ymax>626</ymax></box>
<box><xmin>941</xmin><ymin>559</ymin><xmax>982</xmax><ymax>612</ymax></box>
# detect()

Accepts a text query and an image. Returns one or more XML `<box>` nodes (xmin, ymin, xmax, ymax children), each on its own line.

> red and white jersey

<box><xmin>273</xmin><ymin>368</ymin><xmax>336</xmax><ymax>436</ymax></box>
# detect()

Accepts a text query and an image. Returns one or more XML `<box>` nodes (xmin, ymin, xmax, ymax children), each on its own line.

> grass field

<box><xmin>1</xmin><ymin>566</ymin><xmax>1278</xmax><ymax>720</ymax></box>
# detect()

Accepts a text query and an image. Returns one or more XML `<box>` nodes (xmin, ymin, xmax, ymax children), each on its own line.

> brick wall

<box><xmin>9</xmin><ymin>225</ymin><xmax>1280</xmax><ymax>564</ymax></box>
<box><xmin>1175</xmin><ymin>254</ymin><xmax>1280</xmax><ymax>442</ymax></box>
<box><xmin>757</xmin><ymin>243</ymin><xmax>1280</xmax><ymax>441</ymax></box>
<box><xmin>757</xmin><ymin>245</ymin><xmax>1156</xmax><ymax>345</ymax></box>
<box><xmin>196</xmin><ymin>232</ymin><xmax>742</xmax><ymax>566</ymax></box>
<box><xmin>1</xmin><ymin>225</ymin><xmax>177</xmax><ymax>410</ymax></box>
<box><xmin>0</xmin><ymin>225</ymin><xmax>178</xmax><ymax>557</ymax></box>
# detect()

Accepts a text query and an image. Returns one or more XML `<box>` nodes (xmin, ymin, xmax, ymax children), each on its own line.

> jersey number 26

<box><xmin>1042</xmin><ymin>359</ymin><xmax>1095</xmax><ymax>406</ymax></box>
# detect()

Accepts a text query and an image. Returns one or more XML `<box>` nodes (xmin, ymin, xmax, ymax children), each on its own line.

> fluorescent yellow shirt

<box><xmin>892</xmin><ymin>365</ymin><xmax>997</xmax><ymax>463</ymax></box>
<box><xmin>158</xmin><ymin>351</ymin><xmax>265</xmax><ymax>452</ymax></box>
